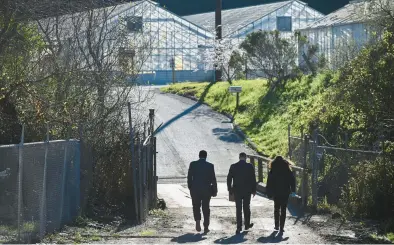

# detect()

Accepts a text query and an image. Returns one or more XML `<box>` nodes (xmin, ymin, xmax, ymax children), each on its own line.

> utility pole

<box><xmin>215</xmin><ymin>0</ymin><xmax>222</xmax><ymax>82</ymax></box>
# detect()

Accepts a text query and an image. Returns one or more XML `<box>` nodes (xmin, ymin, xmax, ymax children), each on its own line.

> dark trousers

<box><xmin>191</xmin><ymin>193</ymin><xmax>211</xmax><ymax>228</ymax></box>
<box><xmin>274</xmin><ymin>196</ymin><xmax>289</xmax><ymax>229</ymax></box>
<box><xmin>235</xmin><ymin>193</ymin><xmax>251</xmax><ymax>230</ymax></box>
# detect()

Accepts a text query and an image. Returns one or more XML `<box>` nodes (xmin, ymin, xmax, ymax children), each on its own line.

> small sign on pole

<box><xmin>228</xmin><ymin>86</ymin><xmax>242</xmax><ymax>93</ymax></box>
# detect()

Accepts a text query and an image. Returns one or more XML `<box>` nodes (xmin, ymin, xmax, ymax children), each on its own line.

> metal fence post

<box><xmin>39</xmin><ymin>124</ymin><xmax>49</xmax><ymax>239</ymax></box>
<box><xmin>311</xmin><ymin>129</ymin><xmax>318</xmax><ymax>211</ymax></box>
<box><xmin>302</xmin><ymin>134</ymin><xmax>309</xmax><ymax>209</ymax></box>
<box><xmin>153</xmin><ymin>137</ymin><xmax>157</xmax><ymax>207</ymax></box>
<box><xmin>128</xmin><ymin>102</ymin><xmax>138</xmax><ymax>222</ymax></box>
<box><xmin>17</xmin><ymin>125</ymin><xmax>25</xmax><ymax>241</ymax></box>
<box><xmin>59</xmin><ymin>129</ymin><xmax>70</xmax><ymax>229</ymax></box>
<box><xmin>137</xmin><ymin>137</ymin><xmax>143</xmax><ymax>223</ymax></box>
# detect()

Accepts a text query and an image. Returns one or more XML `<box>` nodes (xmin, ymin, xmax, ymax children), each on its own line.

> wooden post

<box><xmin>258</xmin><ymin>158</ymin><xmax>263</xmax><ymax>182</ymax></box>
<box><xmin>236</xmin><ymin>92</ymin><xmax>240</xmax><ymax>111</ymax></box>
<box><xmin>288</xmin><ymin>124</ymin><xmax>292</xmax><ymax>160</ymax></box>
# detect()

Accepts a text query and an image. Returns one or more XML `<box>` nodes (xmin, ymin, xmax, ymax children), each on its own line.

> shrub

<box><xmin>341</xmin><ymin>157</ymin><xmax>394</xmax><ymax>220</ymax></box>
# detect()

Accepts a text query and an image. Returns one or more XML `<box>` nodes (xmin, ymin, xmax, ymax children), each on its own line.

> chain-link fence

<box><xmin>0</xmin><ymin>137</ymin><xmax>82</xmax><ymax>243</ymax></box>
<box><xmin>288</xmin><ymin>125</ymin><xmax>383</xmax><ymax>210</ymax></box>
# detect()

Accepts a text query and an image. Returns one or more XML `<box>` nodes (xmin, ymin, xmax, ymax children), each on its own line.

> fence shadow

<box><xmin>214</xmin><ymin>231</ymin><xmax>248</xmax><ymax>244</ymax></box>
<box><xmin>257</xmin><ymin>231</ymin><xmax>289</xmax><ymax>243</ymax></box>
<box><xmin>171</xmin><ymin>233</ymin><xmax>207</xmax><ymax>243</ymax></box>
<box><xmin>212</xmin><ymin>128</ymin><xmax>243</xmax><ymax>143</ymax></box>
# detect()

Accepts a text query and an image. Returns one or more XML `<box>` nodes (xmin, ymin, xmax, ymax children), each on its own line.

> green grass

<box><xmin>386</xmin><ymin>232</ymin><xmax>394</xmax><ymax>243</ymax></box>
<box><xmin>139</xmin><ymin>229</ymin><xmax>157</xmax><ymax>236</ymax></box>
<box><xmin>161</xmin><ymin>73</ymin><xmax>338</xmax><ymax>157</ymax></box>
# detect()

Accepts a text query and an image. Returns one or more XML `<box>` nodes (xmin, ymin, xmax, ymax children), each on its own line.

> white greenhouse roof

<box><xmin>301</xmin><ymin>0</ymin><xmax>371</xmax><ymax>30</ymax></box>
<box><xmin>183</xmin><ymin>1</ymin><xmax>293</xmax><ymax>36</ymax></box>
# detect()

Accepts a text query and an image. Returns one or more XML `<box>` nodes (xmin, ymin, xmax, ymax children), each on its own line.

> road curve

<box><xmin>152</xmin><ymin>87</ymin><xmax>255</xmax><ymax>179</ymax></box>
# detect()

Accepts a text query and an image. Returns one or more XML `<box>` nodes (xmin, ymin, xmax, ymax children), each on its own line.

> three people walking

<box><xmin>227</xmin><ymin>152</ymin><xmax>257</xmax><ymax>234</ymax></box>
<box><xmin>188</xmin><ymin>151</ymin><xmax>295</xmax><ymax>235</ymax></box>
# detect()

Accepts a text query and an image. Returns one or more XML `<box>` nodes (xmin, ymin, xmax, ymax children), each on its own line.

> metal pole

<box><xmin>153</xmin><ymin>137</ymin><xmax>157</xmax><ymax>207</ymax></box>
<box><xmin>59</xmin><ymin>127</ymin><xmax>70</xmax><ymax>228</ymax></box>
<box><xmin>17</xmin><ymin>125</ymin><xmax>25</xmax><ymax>241</ymax></box>
<box><xmin>302</xmin><ymin>134</ymin><xmax>308</xmax><ymax>209</ymax></box>
<box><xmin>128</xmin><ymin>102</ymin><xmax>138</xmax><ymax>222</ymax></box>
<box><xmin>39</xmin><ymin>124</ymin><xmax>49</xmax><ymax>239</ymax></box>
<box><xmin>215</xmin><ymin>0</ymin><xmax>222</xmax><ymax>81</ymax></box>
<box><xmin>311</xmin><ymin>129</ymin><xmax>318</xmax><ymax>211</ymax></box>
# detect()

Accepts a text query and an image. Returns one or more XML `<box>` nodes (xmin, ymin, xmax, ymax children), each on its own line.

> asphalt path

<box><xmin>151</xmin><ymin>87</ymin><xmax>255</xmax><ymax>180</ymax></box>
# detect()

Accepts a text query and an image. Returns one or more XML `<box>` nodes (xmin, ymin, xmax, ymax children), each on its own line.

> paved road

<box><xmin>151</xmin><ymin>87</ymin><xmax>255</xmax><ymax>179</ymax></box>
<box><xmin>110</xmin><ymin>183</ymin><xmax>326</xmax><ymax>244</ymax></box>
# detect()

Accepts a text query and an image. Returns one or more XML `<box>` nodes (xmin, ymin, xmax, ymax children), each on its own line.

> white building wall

<box><xmin>299</xmin><ymin>22</ymin><xmax>376</xmax><ymax>69</ymax></box>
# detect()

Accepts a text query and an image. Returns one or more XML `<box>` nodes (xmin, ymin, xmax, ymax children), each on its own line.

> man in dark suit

<box><xmin>227</xmin><ymin>152</ymin><xmax>257</xmax><ymax>234</ymax></box>
<box><xmin>187</xmin><ymin>150</ymin><xmax>217</xmax><ymax>233</ymax></box>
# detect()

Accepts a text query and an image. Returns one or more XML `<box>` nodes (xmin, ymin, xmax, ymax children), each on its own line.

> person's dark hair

<box><xmin>199</xmin><ymin>150</ymin><xmax>207</xmax><ymax>159</ymax></box>
<box><xmin>239</xmin><ymin>152</ymin><xmax>247</xmax><ymax>158</ymax></box>
<box><xmin>269</xmin><ymin>155</ymin><xmax>291</xmax><ymax>174</ymax></box>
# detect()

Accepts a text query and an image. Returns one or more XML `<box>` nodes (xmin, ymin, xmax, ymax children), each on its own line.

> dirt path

<box><xmin>104</xmin><ymin>183</ymin><xmax>325</xmax><ymax>244</ymax></box>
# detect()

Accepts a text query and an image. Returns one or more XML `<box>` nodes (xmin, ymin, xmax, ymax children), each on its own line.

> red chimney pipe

<box><xmin>215</xmin><ymin>0</ymin><xmax>222</xmax><ymax>82</ymax></box>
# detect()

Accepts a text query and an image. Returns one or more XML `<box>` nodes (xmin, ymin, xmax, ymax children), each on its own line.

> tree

<box><xmin>240</xmin><ymin>30</ymin><xmax>297</xmax><ymax>90</ymax></box>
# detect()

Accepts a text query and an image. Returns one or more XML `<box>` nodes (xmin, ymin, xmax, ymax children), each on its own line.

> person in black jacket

<box><xmin>227</xmin><ymin>152</ymin><xmax>257</xmax><ymax>234</ymax></box>
<box><xmin>266</xmin><ymin>156</ymin><xmax>296</xmax><ymax>233</ymax></box>
<box><xmin>187</xmin><ymin>150</ymin><xmax>217</xmax><ymax>233</ymax></box>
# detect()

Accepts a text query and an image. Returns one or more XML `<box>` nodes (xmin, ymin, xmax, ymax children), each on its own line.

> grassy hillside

<box><xmin>162</xmin><ymin>72</ymin><xmax>338</xmax><ymax>157</ymax></box>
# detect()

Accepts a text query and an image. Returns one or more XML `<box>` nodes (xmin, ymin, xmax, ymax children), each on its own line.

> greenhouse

<box><xmin>298</xmin><ymin>0</ymin><xmax>378</xmax><ymax>69</ymax></box>
<box><xmin>115</xmin><ymin>0</ymin><xmax>325</xmax><ymax>84</ymax></box>
<box><xmin>41</xmin><ymin>0</ymin><xmax>325</xmax><ymax>84</ymax></box>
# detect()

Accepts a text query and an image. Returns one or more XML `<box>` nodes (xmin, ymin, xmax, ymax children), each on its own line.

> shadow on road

<box><xmin>257</xmin><ymin>231</ymin><xmax>289</xmax><ymax>243</ymax></box>
<box><xmin>156</xmin><ymin>82</ymin><xmax>216</xmax><ymax>134</ymax></box>
<box><xmin>214</xmin><ymin>231</ymin><xmax>249</xmax><ymax>244</ymax></box>
<box><xmin>156</xmin><ymin>102</ymin><xmax>202</xmax><ymax>134</ymax></box>
<box><xmin>171</xmin><ymin>233</ymin><xmax>207</xmax><ymax>243</ymax></box>
<box><xmin>212</xmin><ymin>128</ymin><xmax>243</xmax><ymax>143</ymax></box>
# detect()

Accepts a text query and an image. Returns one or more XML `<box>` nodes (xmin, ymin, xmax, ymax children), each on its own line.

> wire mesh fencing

<box><xmin>0</xmin><ymin>133</ymin><xmax>82</xmax><ymax>243</ymax></box>
<box><xmin>287</xmin><ymin>125</ymin><xmax>383</xmax><ymax>210</ymax></box>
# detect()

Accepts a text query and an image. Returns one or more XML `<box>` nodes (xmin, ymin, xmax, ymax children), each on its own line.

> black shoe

<box><xmin>236</xmin><ymin>229</ymin><xmax>241</xmax><ymax>235</ymax></box>
<box><xmin>245</xmin><ymin>223</ymin><xmax>254</xmax><ymax>230</ymax></box>
<box><xmin>274</xmin><ymin>226</ymin><xmax>279</xmax><ymax>231</ymax></box>
<box><xmin>204</xmin><ymin>228</ymin><xmax>210</xmax><ymax>233</ymax></box>
<box><xmin>279</xmin><ymin>228</ymin><xmax>285</xmax><ymax>233</ymax></box>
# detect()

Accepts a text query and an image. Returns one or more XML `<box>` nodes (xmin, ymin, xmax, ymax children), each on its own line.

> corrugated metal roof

<box><xmin>183</xmin><ymin>1</ymin><xmax>292</xmax><ymax>36</ymax></box>
<box><xmin>301</xmin><ymin>1</ymin><xmax>369</xmax><ymax>30</ymax></box>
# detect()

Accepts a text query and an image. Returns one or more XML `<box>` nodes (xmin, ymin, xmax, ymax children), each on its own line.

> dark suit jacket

<box><xmin>187</xmin><ymin>159</ymin><xmax>217</xmax><ymax>197</ymax></box>
<box><xmin>227</xmin><ymin>160</ymin><xmax>257</xmax><ymax>195</ymax></box>
<box><xmin>266</xmin><ymin>169</ymin><xmax>296</xmax><ymax>198</ymax></box>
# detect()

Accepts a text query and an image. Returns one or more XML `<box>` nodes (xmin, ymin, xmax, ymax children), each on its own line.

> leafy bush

<box><xmin>341</xmin><ymin>157</ymin><xmax>394</xmax><ymax>220</ymax></box>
